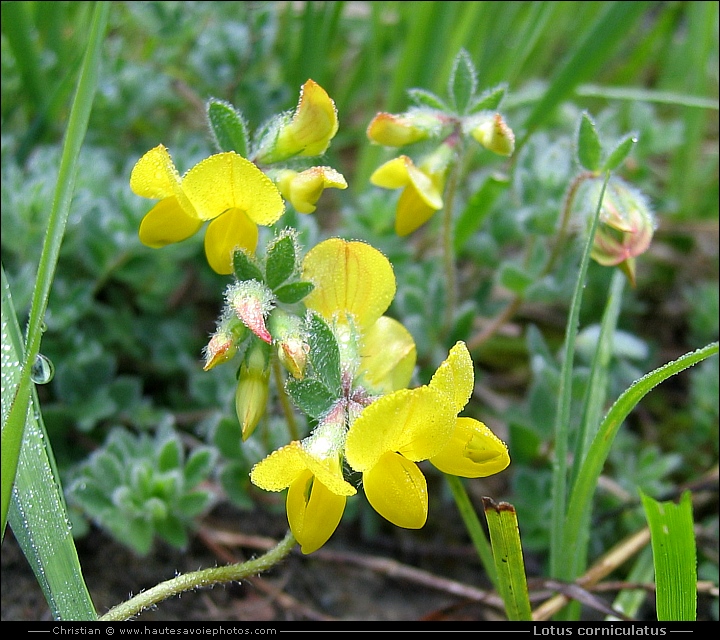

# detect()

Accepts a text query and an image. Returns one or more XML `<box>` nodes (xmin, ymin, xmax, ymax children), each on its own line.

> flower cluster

<box><xmin>130</xmin><ymin>80</ymin><xmax>346</xmax><ymax>275</ymax></box>
<box><xmin>248</xmin><ymin>238</ymin><xmax>510</xmax><ymax>554</ymax></box>
<box><xmin>366</xmin><ymin>52</ymin><xmax>515</xmax><ymax>236</ymax></box>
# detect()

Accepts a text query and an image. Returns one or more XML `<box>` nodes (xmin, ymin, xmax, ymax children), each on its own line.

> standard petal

<box><xmin>130</xmin><ymin>144</ymin><xmax>182</xmax><ymax>200</ymax></box>
<box><xmin>182</xmin><ymin>152</ymin><xmax>285</xmax><ymax>224</ymax></box>
<box><xmin>345</xmin><ymin>386</ymin><xmax>455</xmax><ymax>472</ymax></box>
<box><xmin>429</xmin><ymin>341</ymin><xmax>475</xmax><ymax>414</ymax></box>
<box><xmin>359</xmin><ymin>316</ymin><xmax>417</xmax><ymax>394</ymax></box>
<box><xmin>286</xmin><ymin>471</ymin><xmax>347</xmax><ymax>554</ymax></box>
<box><xmin>363</xmin><ymin>452</ymin><xmax>427</xmax><ymax>529</ymax></box>
<box><xmin>429</xmin><ymin>417</ymin><xmax>510</xmax><ymax>478</ymax></box>
<box><xmin>302</xmin><ymin>238</ymin><xmax>396</xmax><ymax>329</ymax></box>
<box><xmin>277</xmin><ymin>79</ymin><xmax>339</xmax><ymax>157</ymax></box>
<box><xmin>204</xmin><ymin>208</ymin><xmax>259</xmax><ymax>275</ymax></box>
<box><xmin>250</xmin><ymin>442</ymin><xmax>309</xmax><ymax>492</ymax></box>
<box><xmin>138</xmin><ymin>197</ymin><xmax>203</xmax><ymax>248</ymax></box>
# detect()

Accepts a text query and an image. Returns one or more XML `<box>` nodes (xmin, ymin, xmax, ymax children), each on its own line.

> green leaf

<box><xmin>207</xmin><ymin>98</ymin><xmax>249</xmax><ymax>157</ymax></box>
<box><xmin>577</xmin><ymin>112</ymin><xmax>603</xmax><ymax>171</ymax></box>
<box><xmin>483</xmin><ymin>498</ymin><xmax>532</xmax><ymax>621</ymax></box>
<box><xmin>640</xmin><ymin>490</ymin><xmax>697</xmax><ymax>621</ymax></box>
<box><xmin>602</xmin><ymin>132</ymin><xmax>637</xmax><ymax>172</ymax></box>
<box><xmin>407</xmin><ymin>87</ymin><xmax>450</xmax><ymax>111</ymax></box>
<box><xmin>286</xmin><ymin>378</ymin><xmax>336</xmax><ymax>419</ymax></box>
<box><xmin>448</xmin><ymin>48</ymin><xmax>477</xmax><ymax>114</ymax></box>
<box><xmin>265</xmin><ymin>233</ymin><xmax>297</xmax><ymax>290</ymax></box>
<box><xmin>306</xmin><ymin>312</ymin><xmax>342</xmax><ymax>393</ymax></box>
<box><xmin>232</xmin><ymin>249</ymin><xmax>264</xmax><ymax>283</ymax></box>
<box><xmin>274</xmin><ymin>281</ymin><xmax>314</xmax><ymax>304</ymax></box>
<box><xmin>469</xmin><ymin>84</ymin><xmax>507</xmax><ymax>113</ymax></box>
<box><xmin>184</xmin><ymin>447</ymin><xmax>216</xmax><ymax>487</ymax></box>
<box><xmin>177</xmin><ymin>491</ymin><xmax>213</xmax><ymax>518</ymax></box>
<box><xmin>156</xmin><ymin>436</ymin><xmax>182</xmax><ymax>472</ymax></box>
<box><xmin>498</xmin><ymin>262</ymin><xmax>536</xmax><ymax>295</ymax></box>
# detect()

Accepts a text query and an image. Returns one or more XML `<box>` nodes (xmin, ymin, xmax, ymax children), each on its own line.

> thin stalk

<box><xmin>549</xmin><ymin>172</ymin><xmax>610</xmax><ymax>579</ymax></box>
<box><xmin>272</xmin><ymin>354</ymin><xmax>299</xmax><ymax>441</ymax></box>
<box><xmin>100</xmin><ymin>530</ymin><xmax>297</xmax><ymax>621</ymax></box>
<box><xmin>441</xmin><ymin>151</ymin><xmax>462</xmax><ymax>334</ymax></box>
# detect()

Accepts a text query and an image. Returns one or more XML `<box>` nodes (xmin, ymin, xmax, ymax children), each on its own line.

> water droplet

<box><xmin>30</xmin><ymin>354</ymin><xmax>55</xmax><ymax>384</ymax></box>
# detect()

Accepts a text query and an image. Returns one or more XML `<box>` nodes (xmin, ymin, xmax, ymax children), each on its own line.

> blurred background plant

<box><xmin>1</xmin><ymin>0</ymin><xmax>717</xmax><ymax>622</ymax></box>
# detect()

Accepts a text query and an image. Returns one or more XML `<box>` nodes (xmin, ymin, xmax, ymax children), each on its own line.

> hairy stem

<box><xmin>99</xmin><ymin>530</ymin><xmax>297</xmax><ymax>621</ymax></box>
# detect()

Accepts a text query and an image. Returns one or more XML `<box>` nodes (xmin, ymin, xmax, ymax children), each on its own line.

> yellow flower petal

<box><xmin>302</xmin><ymin>238</ymin><xmax>396</xmax><ymax>329</ymax></box>
<box><xmin>369</xmin><ymin>155</ymin><xmax>414</xmax><ymax>189</ymax></box>
<box><xmin>359</xmin><ymin>316</ymin><xmax>417</xmax><ymax>394</ymax></box>
<box><xmin>429</xmin><ymin>341</ymin><xmax>474</xmax><ymax>414</ymax></box>
<box><xmin>395</xmin><ymin>184</ymin><xmax>439</xmax><ymax>236</ymax></box>
<box><xmin>367</xmin><ymin>113</ymin><xmax>429</xmax><ymax>147</ymax></box>
<box><xmin>345</xmin><ymin>386</ymin><xmax>456</xmax><ymax>472</ymax></box>
<box><xmin>287</xmin><ymin>470</ymin><xmax>347</xmax><ymax>554</ymax></box>
<box><xmin>429</xmin><ymin>417</ymin><xmax>510</xmax><ymax>478</ymax></box>
<box><xmin>204</xmin><ymin>208</ymin><xmax>259</xmax><ymax>275</ymax></box>
<box><xmin>363</xmin><ymin>452</ymin><xmax>427</xmax><ymax>529</ymax></box>
<box><xmin>277</xmin><ymin>166</ymin><xmax>347</xmax><ymax>214</ymax></box>
<box><xmin>276</xmin><ymin>79</ymin><xmax>339</xmax><ymax>158</ymax></box>
<box><xmin>250</xmin><ymin>441</ymin><xmax>355</xmax><ymax>497</ymax></box>
<box><xmin>138</xmin><ymin>197</ymin><xmax>203</xmax><ymax>248</ymax></box>
<box><xmin>130</xmin><ymin>144</ymin><xmax>182</xmax><ymax>200</ymax></box>
<box><xmin>182</xmin><ymin>152</ymin><xmax>285</xmax><ymax>224</ymax></box>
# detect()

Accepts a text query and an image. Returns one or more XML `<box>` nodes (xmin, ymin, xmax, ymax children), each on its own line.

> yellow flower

<box><xmin>256</xmin><ymin>80</ymin><xmax>339</xmax><ymax>164</ymax></box>
<box><xmin>369</xmin><ymin>149</ymin><xmax>449</xmax><ymax>236</ymax></box>
<box><xmin>345</xmin><ymin>342</ymin><xmax>509</xmax><ymax>528</ymax></box>
<box><xmin>131</xmin><ymin>145</ymin><xmax>285</xmax><ymax>275</ymax></box>
<box><xmin>301</xmin><ymin>238</ymin><xmax>416</xmax><ymax>392</ymax></box>
<box><xmin>250</xmin><ymin>415</ymin><xmax>356</xmax><ymax>554</ymax></box>
<box><xmin>276</xmin><ymin>166</ymin><xmax>347</xmax><ymax>214</ymax></box>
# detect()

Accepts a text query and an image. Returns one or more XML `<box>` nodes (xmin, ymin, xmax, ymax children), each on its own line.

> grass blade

<box><xmin>563</xmin><ymin>342</ymin><xmax>719</xmax><ymax>582</ymax></box>
<box><xmin>2</xmin><ymin>267</ymin><xmax>96</xmax><ymax>620</ymax></box>
<box><xmin>1</xmin><ymin>1</ymin><xmax>109</xmax><ymax>534</ymax></box>
<box><xmin>640</xmin><ymin>490</ymin><xmax>697</xmax><ymax>621</ymax></box>
<box><xmin>483</xmin><ymin>498</ymin><xmax>532</xmax><ymax>621</ymax></box>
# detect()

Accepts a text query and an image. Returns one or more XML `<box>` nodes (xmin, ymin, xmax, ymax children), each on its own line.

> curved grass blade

<box><xmin>563</xmin><ymin>342</ymin><xmax>718</xmax><ymax>581</ymax></box>
<box><xmin>1</xmin><ymin>1</ymin><xmax>109</xmax><ymax>534</ymax></box>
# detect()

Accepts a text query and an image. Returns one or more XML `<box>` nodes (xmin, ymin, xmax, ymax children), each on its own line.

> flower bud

<box><xmin>255</xmin><ymin>80</ymin><xmax>339</xmax><ymax>164</ymax></box>
<box><xmin>235</xmin><ymin>341</ymin><xmax>271</xmax><ymax>440</ymax></box>
<box><xmin>268</xmin><ymin>309</ymin><xmax>309</xmax><ymax>379</ymax></box>
<box><xmin>202</xmin><ymin>314</ymin><xmax>248</xmax><ymax>371</ymax></box>
<box><xmin>275</xmin><ymin>166</ymin><xmax>347</xmax><ymax>214</ymax></box>
<box><xmin>366</xmin><ymin>110</ymin><xmax>443</xmax><ymax>147</ymax></box>
<box><xmin>226</xmin><ymin>280</ymin><xmax>275</xmax><ymax>344</ymax></box>
<box><xmin>582</xmin><ymin>177</ymin><xmax>655</xmax><ymax>286</ymax></box>
<box><xmin>468</xmin><ymin>113</ymin><xmax>515</xmax><ymax>156</ymax></box>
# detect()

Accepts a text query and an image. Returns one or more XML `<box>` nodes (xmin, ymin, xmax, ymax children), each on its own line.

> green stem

<box><xmin>99</xmin><ymin>530</ymin><xmax>297</xmax><ymax>621</ymax></box>
<box><xmin>273</xmin><ymin>354</ymin><xmax>299</xmax><ymax>441</ymax></box>
<box><xmin>441</xmin><ymin>153</ymin><xmax>462</xmax><ymax>334</ymax></box>
<box><xmin>549</xmin><ymin>171</ymin><xmax>609</xmax><ymax>579</ymax></box>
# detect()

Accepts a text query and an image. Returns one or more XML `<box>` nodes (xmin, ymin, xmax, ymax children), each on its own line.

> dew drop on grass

<box><xmin>30</xmin><ymin>353</ymin><xmax>55</xmax><ymax>384</ymax></box>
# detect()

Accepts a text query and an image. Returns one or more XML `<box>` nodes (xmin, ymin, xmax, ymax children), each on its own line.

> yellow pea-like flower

<box><xmin>276</xmin><ymin>166</ymin><xmax>347</xmax><ymax>214</ymax></box>
<box><xmin>131</xmin><ymin>145</ymin><xmax>284</xmax><ymax>274</ymax></box>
